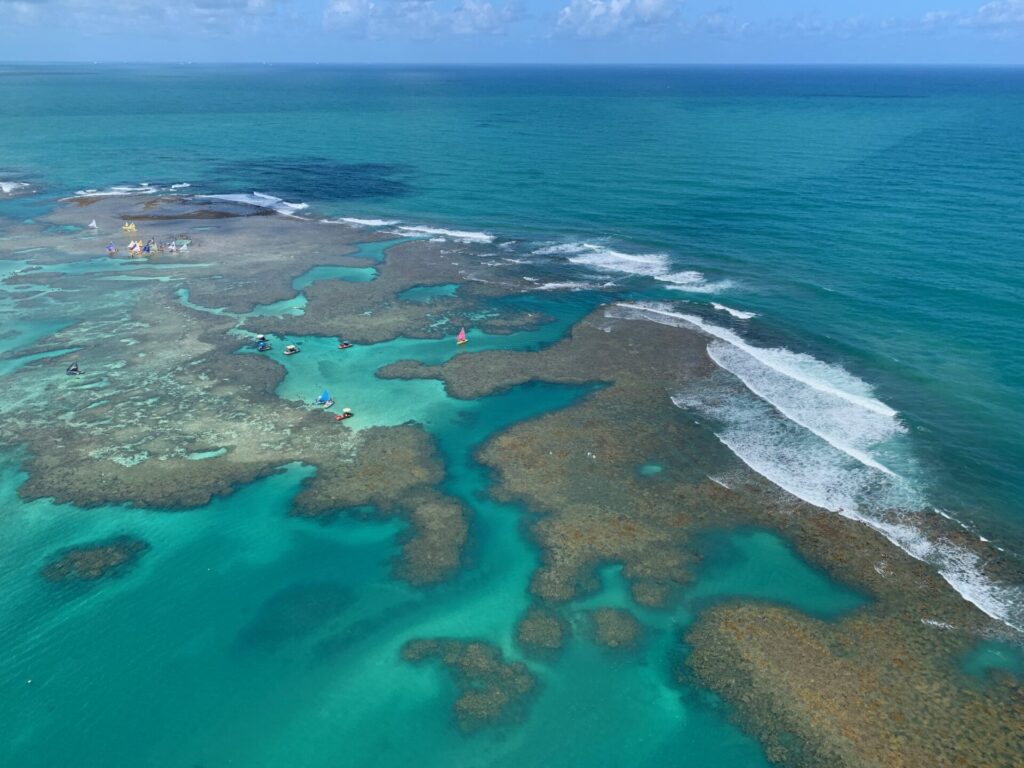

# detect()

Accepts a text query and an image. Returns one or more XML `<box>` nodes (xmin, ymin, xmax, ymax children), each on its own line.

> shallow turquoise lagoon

<box><xmin>292</xmin><ymin>263</ymin><xmax>376</xmax><ymax>290</ymax></box>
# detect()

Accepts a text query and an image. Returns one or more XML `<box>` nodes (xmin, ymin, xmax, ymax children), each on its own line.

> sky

<box><xmin>1</xmin><ymin>0</ymin><xmax>1024</xmax><ymax>64</ymax></box>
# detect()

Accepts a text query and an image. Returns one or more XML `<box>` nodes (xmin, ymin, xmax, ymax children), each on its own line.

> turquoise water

<box><xmin>2</xmin><ymin>65</ymin><xmax>1024</xmax><ymax>764</ymax></box>
<box><xmin>2</xmin><ymin>66</ymin><xmax>1021</xmax><ymax>549</ymax></box>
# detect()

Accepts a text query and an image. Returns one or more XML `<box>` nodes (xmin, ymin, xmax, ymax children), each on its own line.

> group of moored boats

<box><xmin>250</xmin><ymin>325</ymin><xmax>470</xmax><ymax>423</ymax></box>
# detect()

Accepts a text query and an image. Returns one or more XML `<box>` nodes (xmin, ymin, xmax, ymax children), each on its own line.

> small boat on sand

<box><xmin>315</xmin><ymin>390</ymin><xmax>335</xmax><ymax>409</ymax></box>
<box><xmin>283</xmin><ymin>344</ymin><xmax>299</xmax><ymax>356</ymax></box>
<box><xmin>456</xmin><ymin>327</ymin><xmax>468</xmax><ymax>346</ymax></box>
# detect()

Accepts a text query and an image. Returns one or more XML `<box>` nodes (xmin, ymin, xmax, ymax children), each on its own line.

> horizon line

<box><xmin>3</xmin><ymin>60</ymin><xmax>1024</xmax><ymax>68</ymax></box>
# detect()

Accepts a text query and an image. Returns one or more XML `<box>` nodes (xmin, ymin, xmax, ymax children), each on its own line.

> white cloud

<box><xmin>0</xmin><ymin>0</ymin><xmax>281</xmax><ymax>31</ymax></box>
<box><xmin>324</xmin><ymin>0</ymin><xmax>522</xmax><ymax>37</ymax></box>
<box><xmin>555</xmin><ymin>0</ymin><xmax>680</xmax><ymax>39</ymax></box>
<box><xmin>921</xmin><ymin>1</ymin><xmax>1024</xmax><ymax>33</ymax></box>
<box><xmin>451</xmin><ymin>0</ymin><xmax>521</xmax><ymax>35</ymax></box>
<box><xmin>693</xmin><ymin>10</ymin><xmax>750</xmax><ymax>38</ymax></box>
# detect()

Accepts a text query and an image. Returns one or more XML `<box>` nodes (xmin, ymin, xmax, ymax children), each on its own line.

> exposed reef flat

<box><xmin>0</xmin><ymin>195</ymin><xmax>486</xmax><ymax>586</ymax></box>
<box><xmin>401</xmin><ymin>639</ymin><xmax>537</xmax><ymax>732</ymax></box>
<box><xmin>41</xmin><ymin>535</ymin><xmax>149</xmax><ymax>583</ymax></box>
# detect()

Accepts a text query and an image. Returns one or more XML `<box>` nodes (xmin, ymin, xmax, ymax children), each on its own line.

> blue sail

<box><xmin>318</xmin><ymin>389</ymin><xmax>330</xmax><ymax>403</ymax></box>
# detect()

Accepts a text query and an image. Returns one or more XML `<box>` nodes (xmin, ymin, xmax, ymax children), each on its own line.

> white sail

<box><xmin>88</xmin><ymin>219</ymin><xmax>98</xmax><ymax>229</ymax></box>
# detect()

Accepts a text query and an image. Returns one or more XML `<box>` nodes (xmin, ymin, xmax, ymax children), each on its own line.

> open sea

<box><xmin>1</xmin><ymin>65</ymin><xmax>1023</xmax><ymax>766</ymax></box>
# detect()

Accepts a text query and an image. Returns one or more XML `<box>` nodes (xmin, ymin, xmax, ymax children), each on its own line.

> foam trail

<box><xmin>396</xmin><ymin>225</ymin><xmax>494</xmax><ymax>243</ymax></box>
<box><xmin>170</xmin><ymin>183</ymin><xmax>191</xmax><ymax>190</ymax></box>
<box><xmin>533</xmin><ymin>281</ymin><xmax>599</xmax><ymax>291</ymax></box>
<box><xmin>713</xmin><ymin>302</ymin><xmax>757</xmax><ymax>320</ymax></box>
<box><xmin>616</xmin><ymin>303</ymin><xmax>897</xmax><ymax>417</ymax></box>
<box><xmin>199</xmin><ymin>192</ymin><xmax>309</xmax><ymax>217</ymax></box>
<box><xmin>535</xmin><ymin>241</ymin><xmax>730</xmax><ymax>293</ymax></box>
<box><xmin>73</xmin><ymin>183</ymin><xmax>158</xmax><ymax>197</ymax></box>
<box><xmin>615</xmin><ymin>301</ymin><xmax>1022</xmax><ymax>632</ymax></box>
<box><xmin>1</xmin><ymin>181</ymin><xmax>31</xmax><ymax>195</ymax></box>
<box><xmin>330</xmin><ymin>217</ymin><xmax>401</xmax><ymax>227</ymax></box>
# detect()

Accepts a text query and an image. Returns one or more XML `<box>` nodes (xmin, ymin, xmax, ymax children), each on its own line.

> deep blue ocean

<box><xmin>1</xmin><ymin>65</ymin><xmax>1022</xmax><ymax>766</ymax></box>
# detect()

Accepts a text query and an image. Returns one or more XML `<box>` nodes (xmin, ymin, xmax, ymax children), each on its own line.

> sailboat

<box><xmin>88</xmin><ymin>220</ymin><xmax>98</xmax><ymax>230</ymax></box>
<box><xmin>65</xmin><ymin>361</ymin><xmax>81</xmax><ymax>376</ymax></box>
<box><xmin>315</xmin><ymin>389</ymin><xmax>335</xmax><ymax>409</ymax></box>
<box><xmin>456</xmin><ymin>327</ymin><xmax>468</xmax><ymax>346</ymax></box>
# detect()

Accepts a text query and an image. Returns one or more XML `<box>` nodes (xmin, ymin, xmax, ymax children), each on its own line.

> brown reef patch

<box><xmin>516</xmin><ymin>605</ymin><xmax>571</xmax><ymax>655</ymax></box>
<box><xmin>401</xmin><ymin>638</ymin><xmax>537</xmax><ymax>732</ymax></box>
<box><xmin>589</xmin><ymin>607</ymin><xmax>642</xmax><ymax>650</ymax></box>
<box><xmin>687</xmin><ymin>604</ymin><xmax>1024</xmax><ymax>768</ymax></box>
<box><xmin>41</xmin><ymin>535</ymin><xmax>149</xmax><ymax>582</ymax></box>
<box><xmin>293</xmin><ymin>426</ymin><xmax>469</xmax><ymax>585</ymax></box>
<box><xmin>250</xmin><ymin>237</ymin><xmax>546</xmax><ymax>344</ymax></box>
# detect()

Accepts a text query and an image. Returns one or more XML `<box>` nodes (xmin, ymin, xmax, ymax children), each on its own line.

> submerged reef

<box><xmin>41</xmin><ymin>536</ymin><xmax>149</xmax><ymax>583</ymax></box>
<box><xmin>516</xmin><ymin>605</ymin><xmax>571</xmax><ymax>655</ymax></box>
<box><xmin>236</xmin><ymin>582</ymin><xmax>352</xmax><ymax>652</ymax></box>
<box><xmin>401</xmin><ymin>639</ymin><xmax>537</xmax><ymax>732</ymax></box>
<box><xmin>589</xmin><ymin>607</ymin><xmax>642</xmax><ymax>650</ymax></box>
<box><xmin>292</xmin><ymin>426</ymin><xmax>468</xmax><ymax>585</ymax></box>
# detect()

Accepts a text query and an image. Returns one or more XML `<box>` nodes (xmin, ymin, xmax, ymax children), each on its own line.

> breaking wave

<box><xmin>73</xmin><ymin>183</ymin><xmax>159</xmax><ymax>197</ymax></box>
<box><xmin>534</xmin><ymin>241</ymin><xmax>731</xmax><ymax>293</ymax></box>
<box><xmin>331</xmin><ymin>216</ymin><xmax>401</xmax><ymax>227</ymax></box>
<box><xmin>712</xmin><ymin>302</ymin><xmax>757</xmax><ymax>320</ymax></box>
<box><xmin>198</xmin><ymin>192</ymin><xmax>309</xmax><ymax>218</ymax></box>
<box><xmin>610</xmin><ymin>301</ymin><xmax>1023</xmax><ymax>632</ymax></box>
<box><xmin>395</xmin><ymin>225</ymin><xmax>495</xmax><ymax>243</ymax></box>
<box><xmin>1</xmin><ymin>181</ymin><xmax>31</xmax><ymax>195</ymax></box>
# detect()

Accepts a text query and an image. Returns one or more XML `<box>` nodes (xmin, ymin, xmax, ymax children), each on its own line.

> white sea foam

<box><xmin>199</xmin><ymin>192</ymin><xmax>309</xmax><ymax>218</ymax></box>
<box><xmin>612</xmin><ymin>301</ymin><xmax>1023</xmax><ymax>632</ymax></box>
<box><xmin>331</xmin><ymin>216</ymin><xmax>401</xmax><ymax>227</ymax></box>
<box><xmin>533</xmin><ymin>281</ymin><xmax>598</xmax><ymax>291</ymax></box>
<box><xmin>74</xmin><ymin>183</ymin><xmax>159</xmax><ymax>197</ymax></box>
<box><xmin>170</xmin><ymin>183</ymin><xmax>191</xmax><ymax>190</ymax></box>
<box><xmin>1</xmin><ymin>181</ymin><xmax>31</xmax><ymax>195</ymax></box>
<box><xmin>396</xmin><ymin>225</ymin><xmax>495</xmax><ymax>243</ymax></box>
<box><xmin>535</xmin><ymin>241</ymin><xmax>730</xmax><ymax>293</ymax></box>
<box><xmin>712</xmin><ymin>302</ymin><xmax>758</xmax><ymax>320</ymax></box>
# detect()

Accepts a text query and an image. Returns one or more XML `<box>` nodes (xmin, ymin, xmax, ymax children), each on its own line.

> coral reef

<box><xmin>516</xmin><ymin>605</ymin><xmax>571</xmax><ymax>655</ymax></box>
<box><xmin>41</xmin><ymin>536</ymin><xmax>149</xmax><ymax>582</ymax></box>
<box><xmin>589</xmin><ymin>607</ymin><xmax>642</xmax><ymax>650</ymax></box>
<box><xmin>401</xmin><ymin>639</ymin><xmax>537</xmax><ymax>731</ymax></box>
<box><xmin>687</xmin><ymin>604</ymin><xmax>1024</xmax><ymax>768</ymax></box>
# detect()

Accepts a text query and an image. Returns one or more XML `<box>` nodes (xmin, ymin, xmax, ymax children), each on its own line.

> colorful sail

<box><xmin>456</xmin><ymin>327</ymin><xmax>467</xmax><ymax>344</ymax></box>
<box><xmin>317</xmin><ymin>389</ymin><xmax>331</xmax><ymax>404</ymax></box>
